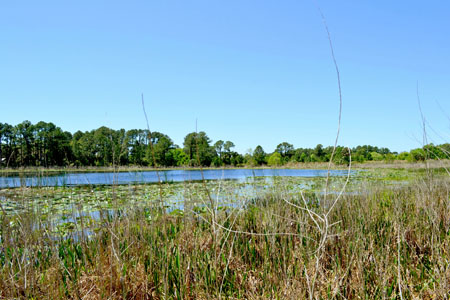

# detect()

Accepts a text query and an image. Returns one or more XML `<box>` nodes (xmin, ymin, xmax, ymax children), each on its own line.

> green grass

<box><xmin>0</xmin><ymin>170</ymin><xmax>449</xmax><ymax>299</ymax></box>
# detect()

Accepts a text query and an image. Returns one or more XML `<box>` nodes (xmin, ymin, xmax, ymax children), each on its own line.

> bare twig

<box><xmin>315</xmin><ymin>5</ymin><xmax>343</xmax><ymax>206</ymax></box>
<box><xmin>141</xmin><ymin>94</ymin><xmax>164</xmax><ymax>210</ymax></box>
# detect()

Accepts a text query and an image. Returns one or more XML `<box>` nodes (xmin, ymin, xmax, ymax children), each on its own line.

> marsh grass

<box><xmin>0</xmin><ymin>172</ymin><xmax>449</xmax><ymax>299</ymax></box>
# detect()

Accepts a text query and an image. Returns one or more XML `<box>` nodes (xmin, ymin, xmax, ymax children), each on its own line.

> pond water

<box><xmin>0</xmin><ymin>169</ymin><xmax>357</xmax><ymax>239</ymax></box>
<box><xmin>0</xmin><ymin>168</ymin><xmax>352</xmax><ymax>188</ymax></box>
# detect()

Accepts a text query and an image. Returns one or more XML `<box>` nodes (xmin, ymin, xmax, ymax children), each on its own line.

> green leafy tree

<box><xmin>93</xmin><ymin>127</ymin><xmax>115</xmax><ymax>166</ymax></box>
<box><xmin>299</xmin><ymin>151</ymin><xmax>308</xmax><ymax>162</ymax></box>
<box><xmin>16</xmin><ymin>120</ymin><xmax>35</xmax><ymax>166</ymax></box>
<box><xmin>423</xmin><ymin>143</ymin><xmax>449</xmax><ymax>159</ymax></box>
<box><xmin>276</xmin><ymin>142</ymin><xmax>294</xmax><ymax>163</ymax></box>
<box><xmin>223</xmin><ymin>141</ymin><xmax>235</xmax><ymax>153</ymax></box>
<box><xmin>314</xmin><ymin>144</ymin><xmax>324</xmax><ymax>161</ymax></box>
<box><xmin>112</xmin><ymin>128</ymin><xmax>129</xmax><ymax>165</ymax></box>
<box><xmin>214</xmin><ymin>140</ymin><xmax>224</xmax><ymax>159</ymax></box>
<box><xmin>150</xmin><ymin>133</ymin><xmax>175</xmax><ymax>166</ymax></box>
<box><xmin>166</xmin><ymin>148</ymin><xmax>189</xmax><ymax>166</ymax></box>
<box><xmin>267</xmin><ymin>152</ymin><xmax>282</xmax><ymax>166</ymax></box>
<box><xmin>183</xmin><ymin>132</ymin><xmax>215</xmax><ymax>166</ymax></box>
<box><xmin>370</xmin><ymin>152</ymin><xmax>384</xmax><ymax>161</ymax></box>
<box><xmin>222</xmin><ymin>141</ymin><xmax>235</xmax><ymax>165</ymax></box>
<box><xmin>397</xmin><ymin>152</ymin><xmax>410</xmax><ymax>161</ymax></box>
<box><xmin>332</xmin><ymin>146</ymin><xmax>350</xmax><ymax>165</ymax></box>
<box><xmin>244</xmin><ymin>148</ymin><xmax>256</xmax><ymax>166</ymax></box>
<box><xmin>0</xmin><ymin>123</ymin><xmax>7</xmax><ymax>167</ymax></box>
<box><xmin>230</xmin><ymin>151</ymin><xmax>244</xmax><ymax>166</ymax></box>
<box><xmin>310</xmin><ymin>153</ymin><xmax>320</xmax><ymax>162</ymax></box>
<box><xmin>276</xmin><ymin>142</ymin><xmax>294</xmax><ymax>157</ymax></box>
<box><xmin>213</xmin><ymin>140</ymin><xmax>224</xmax><ymax>165</ymax></box>
<box><xmin>33</xmin><ymin>121</ymin><xmax>72</xmax><ymax>166</ymax></box>
<box><xmin>253</xmin><ymin>145</ymin><xmax>266</xmax><ymax>165</ymax></box>
<box><xmin>409</xmin><ymin>148</ymin><xmax>426</xmax><ymax>162</ymax></box>
<box><xmin>71</xmin><ymin>131</ymin><xmax>93</xmax><ymax>166</ymax></box>
<box><xmin>384</xmin><ymin>153</ymin><xmax>395</xmax><ymax>163</ymax></box>
<box><xmin>126</xmin><ymin>129</ymin><xmax>149</xmax><ymax>165</ymax></box>
<box><xmin>439</xmin><ymin>144</ymin><xmax>450</xmax><ymax>158</ymax></box>
<box><xmin>3</xmin><ymin>124</ymin><xmax>15</xmax><ymax>167</ymax></box>
<box><xmin>0</xmin><ymin>123</ymin><xmax>14</xmax><ymax>167</ymax></box>
<box><xmin>293</xmin><ymin>148</ymin><xmax>311</xmax><ymax>163</ymax></box>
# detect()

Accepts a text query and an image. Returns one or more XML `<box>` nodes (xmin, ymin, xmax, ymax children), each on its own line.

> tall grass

<box><xmin>0</xmin><ymin>172</ymin><xmax>449</xmax><ymax>299</ymax></box>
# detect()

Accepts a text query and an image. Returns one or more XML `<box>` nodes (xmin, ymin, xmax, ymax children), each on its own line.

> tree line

<box><xmin>0</xmin><ymin>121</ymin><xmax>449</xmax><ymax>168</ymax></box>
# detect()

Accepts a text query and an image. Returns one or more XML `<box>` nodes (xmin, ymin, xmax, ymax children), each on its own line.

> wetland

<box><xmin>0</xmin><ymin>166</ymin><xmax>448</xmax><ymax>299</ymax></box>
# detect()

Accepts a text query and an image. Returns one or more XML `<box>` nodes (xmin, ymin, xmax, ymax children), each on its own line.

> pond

<box><xmin>0</xmin><ymin>169</ymin><xmax>359</xmax><ymax>238</ymax></box>
<box><xmin>0</xmin><ymin>168</ymin><xmax>417</xmax><ymax>240</ymax></box>
<box><xmin>0</xmin><ymin>174</ymin><xmax>348</xmax><ymax>238</ymax></box>
<box><xmin>0</xmin><ymin>168</ymin><xmax>352</xmax><ymax>188</ymax></box>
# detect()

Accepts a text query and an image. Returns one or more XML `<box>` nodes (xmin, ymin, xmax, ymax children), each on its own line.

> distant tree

<box><xmin>222</xmin><ymin>141</ymin><xmax>235</xmax><ymax>165</ymax></box>
<box><xmin>332</xmin><ymin>147</ymin><xmax>350</xmax><ymax>165</ymax></box>
<box><xmin>230</xmin><ymin>151</ymin><xmax>244</xmax><ymax>166</ymax></box>
<box><xmin>379</xmin><ymin>147</ymin><xmax>391</xmax><ymax>155</ymax></box>
<box><xmin>16</xmin><ymin>120</ymin><xmax>35</xmax><ymax>166</ymax></box>
<box><xmin>423</xmin><ymin>143</ymin><xmax>448</xmax><ymax>159</ymax></box>
<box><xmin>243</xmin><ymin>154</ymin><xmax>252</xmax><ymax>165</ymax></box>
<box><xmin>223</xmin><ymin>141</ymin><xmax>235</xmax><ymax>153</ymax></box>
<box><xmin>409</xmin><ymin>148</ymin><xmax>425</xmax><ymax>162</ymax></box>
<box><xmin>183</xmin><ymin>132</ymin><xmax>215</xmax><ymax>166</ymax></box>
<box><xmin>126</xmin><ymin>129</ymin><xmax>149</xmax><ymax>166</ymax></box>
<box><xmin>71</xmin><ymin>127</ymin><xmax>127</xmax><ymax>166</ymax></box>
<box><xmin>352</xmin><ymin>145</ymin><xmax>378</xmax><ymax>161</ymax></box>
<box><xmin>0</xmin><ymin>123</ymin><xmax>14</xmax><ymax>167</ymax></box>
<box><xmin>7</xmin><ymin>119</ymin><xmax>450</xmax><ymax>168</ymax></box>
<box><xmin>440</xmin><ymin>144</ymin><xmax>450</xmax><ymax>157</ymax></box>
<box><xmin>276</xmin><ymin>142</ymin><xmax>294</xmax><ymax>161</ymax></box>
<box><xmin>244</xmin><ymin>148</ymin><xmax>256</xmax><ymax>166</ymax></box>
<box><xmin>310</xmin><ymin>153</ymin><xmax>320</xmax><ymax>162</ymax></box>
<box><xmin>370</xmin><ymin>152</ymin><xmax>384</xmax><ymax>161</ymax></box>
<box><xmin>91</xmin><ymin>127</ymin><xmax>110</xmax><ymax>166</ymax></box>
<box><xmin>94</xmin><ymin>126</ymin><xmax>120</xmax><ymax>166</ymax></box>
<box><xmin>292</xmin><ymin>148</ymin><xmax>310</xmax><ymax>163</ymax></box>
<box><xmin>397</xmin><ymin>152</ymin><xmax>410</xmax><ymax>161</ymax></box>
<box><xmin>0</xmin><ymin>123</ymin><xmax>6</xmax><ymax>167</ymax></box>
<box><xmin>384</xmin><ymin>153</ymin><xmax>395</xmax><ymax>163</ymax></box>
<box><xmin>299</xmin><ymin>152</ymin><xmax>308</xmax><ymax>162</ymax></box>
<box><xmin>214</xmin><ymin>140</ymin><xmax>224</xmax><ymax>160</ymax></box>
<box><xmin>71</xmin><ymin>130</ymin><xmax>95</xmax><ymax>166</ymax></box>
<box><xmin>267</xmin><ymin>152</ymin><xmax>282</xmax><ymax>166</ymax></box>
<box><xmin>314</xmin><ymin>144</ymin><xmax>324</xmax><ymax>161</ymax></box>
<box><xmin>167</xmin><ymin>148</ymin><xmax>189</xmax><ymax>166</ymax></box>
<box><xmin>150</xmin><ymin>132</ymin><xmax>175</xmax><ymax>166</ymax></box>
<box><xmin>113</xmin><ymin>128</ymin><xmax>128</xmax><ymax>165</ymax></box>
<box><xmin>253</xmin><ymin>145</ymin><xmax>266</xmax><ymax>165</ymax></box>
<box><xmin>2</xmin><ymin>123</ymin><xmax>14</xmax><ymax>167</ymax></box>
<box><xmin>33</xmin><ymin>121</ymin><xmax>72</xmax><ymax>166</ymax></box>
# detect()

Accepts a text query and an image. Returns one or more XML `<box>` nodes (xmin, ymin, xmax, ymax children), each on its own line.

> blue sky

<box><xmin>1</xmin><ymin>1</ymin><xmax>449</xmax><ymax>154</ymax></box>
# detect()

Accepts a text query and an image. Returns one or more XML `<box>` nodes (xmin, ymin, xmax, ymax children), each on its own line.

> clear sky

<box><xmin>1</xmin><ymin>1</ymin><xmax>449</xmax><ymax>154</ymax></box>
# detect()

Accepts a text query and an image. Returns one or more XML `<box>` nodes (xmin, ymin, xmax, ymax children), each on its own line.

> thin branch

<box><xmin>191</xmin><ymin>209</ymin><xmax>316</xmax><ymax>240</ymax></box>
<box><xmin>315</xmin><ymin>5</ymin><xmax>343</xmax><ymax>205</ymax></box>
<box><xmin>141</xmin><ymin>94</ymin><xmax>164</xmax><ymax>210</ymax></box>
<box><xmin>283</xmin><ymin>196</ymin><xmax>324</xmax><ymax>223</ymax></box>
<box><xmin>326</xmin><ymin>148</ymin><xmax>352</xmax><ymax>217</ymax></box>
